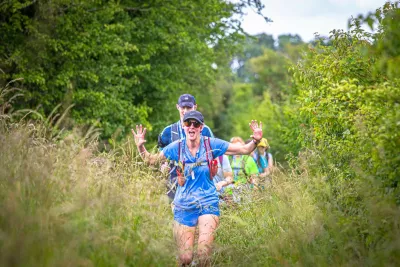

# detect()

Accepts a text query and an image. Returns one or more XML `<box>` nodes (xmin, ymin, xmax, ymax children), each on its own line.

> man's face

<box><xmin>177</xmin><ymin>104</ymin><xmax>197</xmax><ymax>121</ymax></box>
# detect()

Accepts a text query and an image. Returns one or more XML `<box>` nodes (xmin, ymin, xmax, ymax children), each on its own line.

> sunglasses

<box><xmin>183</xmin><ymin>120</ymin><xmax>202</xmax><ymax>128</ymax></box>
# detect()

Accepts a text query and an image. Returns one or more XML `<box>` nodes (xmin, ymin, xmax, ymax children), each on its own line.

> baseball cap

<box><xmin>183</xmin><ymin>110</ymin><xmax>204</xmax><ymax>124</ymax></box>
<box><xmin>178</xmin><ymin>94</ymin><xmax>196</xmax><ymax>108</ymax></box>
<box><xmin>257</xmin><ymin>138</ymin><xmax>270</xmax><ymax>148</ymax></box>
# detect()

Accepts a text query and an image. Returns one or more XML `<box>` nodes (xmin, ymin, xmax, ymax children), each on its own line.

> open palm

<box><xmin>131</xmin><ymin>124</ymin><xmax>147</xmax><ymax>147</ymax></box>
<box><xmin>249</xmin><ymin>120</ymin><xmax>263</xmax><ymax>141</ymax></box>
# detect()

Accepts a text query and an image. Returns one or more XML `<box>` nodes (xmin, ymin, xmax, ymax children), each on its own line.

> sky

<box><xmin>241</xmin><ymin>0</ymin><xmax>390</xmax><ymax>42</ymax></box>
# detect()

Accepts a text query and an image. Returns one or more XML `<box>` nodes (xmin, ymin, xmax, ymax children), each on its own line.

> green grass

<box><xmin>0</xmin><ymin>121</ymin><xmax>175</xmax><ymax>266</ymax></box>
<box><xmin>0</xmin><ymin>79</ymin><xmax>399</xmax><ymax>266</ymax></box>
<box><xmin>1</xmin><ymin>121</ymin><xmax>399</xmax><ymax>266</ymax></box>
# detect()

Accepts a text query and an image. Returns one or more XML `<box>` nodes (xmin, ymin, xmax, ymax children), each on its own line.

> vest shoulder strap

<box><xmin>171</xmin><ymin>122</ymin><xmax>180</xmax><ymax>142</ymax></box>
<box><xmin>204</xmin><ymin>136</ymin><xmax>214</xmax><ymax>179</ymax></box>
<box><xmin>177</xmin><ymin>139</ymin><xmax>185</xmax><ymax>170</ymax></box>
<box><xmin>218</xmin><ymin>155</ymin><xmax>224</xmax><ymax>166</ymax></box>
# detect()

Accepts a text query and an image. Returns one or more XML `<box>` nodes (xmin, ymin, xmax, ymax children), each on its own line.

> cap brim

<box><xmin>183</xmin><ymin>116</ymin><xmax>203</xmax><ymax>124</ymax></box>
<box><xmin>179</xmin><ymin>102</ymin><xmax>194</xmax><ymax>108</ymax></box>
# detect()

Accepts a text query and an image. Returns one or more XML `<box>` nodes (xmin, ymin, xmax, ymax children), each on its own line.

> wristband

<box><xmin>252</xmin><ymin>139</ymin><xmax>260</xmax><ymax>145</ymax></box>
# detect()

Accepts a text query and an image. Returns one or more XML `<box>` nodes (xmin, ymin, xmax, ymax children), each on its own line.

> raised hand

<box><xmin>249</xmin><ymin>120</ymin><xmax>263</xmax><ymax>142</ymax></box>
<box><xmin>131</xmin><ymin>124</ymin><xmax>147</xmax><ymax>147</ymax></box>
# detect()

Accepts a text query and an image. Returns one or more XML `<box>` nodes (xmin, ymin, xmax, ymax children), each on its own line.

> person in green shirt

<box><xmin>228</xmin><ymin>137</ymin><xmax>259</xmax><ymax>203</ymax></box>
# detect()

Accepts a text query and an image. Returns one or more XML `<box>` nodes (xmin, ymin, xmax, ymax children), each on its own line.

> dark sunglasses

<box><xmin>183</xmin><ymin>120</ymin><xmax>202</xmax><ymax>128</ymax></box>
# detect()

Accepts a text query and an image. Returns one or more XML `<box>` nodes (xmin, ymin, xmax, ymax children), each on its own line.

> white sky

<box><xmin>241</xmin><ymin>0</ymin><xmax>390</xmax><ymax>42</ymax></box>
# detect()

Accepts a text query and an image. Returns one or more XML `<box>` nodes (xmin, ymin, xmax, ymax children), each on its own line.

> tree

<box><xmin>233</xmin><ymin>33</ymin><xmax>275</xmax><ymax>82</ymax></box>
<box><xmin>291</xmin><ymin>1</ymin><xmax>400</xmax><ymax>193</ymax></box>
<box><xmin>277</xmin><ymin>34</ymin><xmax>303</xmax><ymax>51</ymax></box>
<box><xmin>0</xmin><ymin>0</ymin><xmax>267</xmax><ymax>141</ymax></box>
<box><xmin>249</xmin><ymin>48</ymin><xmax>292</xmax><ymax>100</ymax></box>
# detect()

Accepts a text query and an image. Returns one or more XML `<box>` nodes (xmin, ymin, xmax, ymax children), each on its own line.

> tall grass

<box><xmin>0</xmin><ymin>82</ymin><xmax>175</xmax><ymax>266</ymax></box>
<box><xmin>215</xmin><ymin>152</ymin><xmax>400</xmax><ymax>266</ymax></box>
<box><xmin>0</xmin><ymin>121</ymin><xmax>176</xmax><ymax>266</ymax></box>
<box><xmin>1</xmin><ymin>82</ymin><xmax>399</xmax><ymax>266</ymax></box>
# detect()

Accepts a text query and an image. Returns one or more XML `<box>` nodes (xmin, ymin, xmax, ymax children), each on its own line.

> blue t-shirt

<box><xmin>252</xmin><ymin>151</ymin><xmax>270</xmax><ymax>173</ymax></box>
<box><xmin>163</xmin><ymin>137</ymin><xmax>229</xmax><ymax>210</ymax></box>
<box><xmin>158</xmin><ymin>120</ymin><xmax>214</xmax><ymax>200</ymax></box>
<box><xmin>256</xmin><ymin>155</ymin><xmax>268</xmax><ymax>173</ymax></box>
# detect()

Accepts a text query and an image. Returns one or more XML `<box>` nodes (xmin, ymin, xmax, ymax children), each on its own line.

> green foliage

<box><xmin>2</xmin><ymin>1</ymin><xmax>400</xmax><ymax>260</ymax></box>
<box><xmin>277</xmin><ymin>33</ymin><xmax>303</xmax><ymax>51</ymax></box>
<box><xmin>1</xmin><ymin>1</ymin><xmax>400</xmax><ymax>265</ymax></box>
<box><xmin>214</xmin><ymin>164</ymin><xmax>400</xmax><ymax>266</ymax></box>
<box><xmin>217</xmin><ymin>39</ymin><xmax>307</xmax><ymax>162</ymax></box>
<box><xmin>234</xmin><ymin>33</ymin><xmax>275</xmax><ymax>81</ymax></box>
<box><xmin>2</xmin><ymin>116</ymin><xmax>400</xmax><ymax>266</ymax></box>
<box><xmin>218</xmin><ymin>3</ymin><xmax>400</xmax><ymax>263</ymax></box>
<box><xmin>0</xmin><ymin>0</ymin><xmax>266</xmax><ymax>141</ymax></box>
<box><xmin>351</xmin><ymin>2</ymin><xmax>400</xmax><ymax>80</ymax></box>
<box><xmin>249</xmin><ymin>48</ymin><xmax>293</xmax><ymax>100</ymax></box>
<box><xmin>290</xmin><ymin>2</ymin><xmax>400</xmax><ymax>202</ymax></box>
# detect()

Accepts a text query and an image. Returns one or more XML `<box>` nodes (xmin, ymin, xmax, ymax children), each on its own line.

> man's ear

<box><xmin>176</xmin><ymin>104</ymin><xmax>180</xmax><ymax>110</ymax></box>
<box><xmin>193</xmin><ymin>104</ymin><xmax>198</xmax><ymax>110</ymax></box>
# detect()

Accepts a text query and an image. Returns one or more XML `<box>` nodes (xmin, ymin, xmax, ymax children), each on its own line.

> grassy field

<box><xmin>0</xmin><ymin>119</ymin><xmax>176</xmax><ymax>266</ymax></box>
<box><xmin>1</xmin><ymin>119</ymin><xmax>399</xmax><ymax>266</ymax></box>
<box><xmin>1</xmin><ymin>80</ymin><xmax>399</xmax><ymax>267</ymax></box>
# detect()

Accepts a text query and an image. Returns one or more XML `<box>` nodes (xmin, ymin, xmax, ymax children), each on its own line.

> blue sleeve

<box><xmin>209</xmin><ymin>138</ymin><xmax>229</xmax><ymax>157</ymax></box>
<box><xmin>202</xmin><ymin>125</ymin><xmax>214</xmax><ymax>138</ymax></box>
<box><xmin>158</xmin><ymin>125</ymin><xmax>172</xmax><ymax>150</ymax></box>
<box><xmin>162</xmin><ymin>140</ymin><xmax>180</xmax><ymax>161</ymax></box>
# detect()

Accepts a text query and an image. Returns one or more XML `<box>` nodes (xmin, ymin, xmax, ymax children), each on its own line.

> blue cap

<box><xmin>178</xmin><ymin>94</ymin><xmax>196</xmax><ymax>108</ymax></box>
<box><xmin>183</xmin><ymin>110</ymin><xmax>204</xmax><ymax>124</ymax></box>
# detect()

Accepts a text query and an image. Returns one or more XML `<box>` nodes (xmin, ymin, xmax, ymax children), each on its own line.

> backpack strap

<box><xmin>204</xmin><ymin>136</ymin><xmax>214</xmax><ymax>179</ymax></box>
<box><xmin>171</xmin><ymin>122</ymin><xmax>180</xmax><ymax>143</ymax></box>
<box><xmin>178</xmin><ymin>139</ymin><xmax>185</xmax><ymax>171</ymax></box>
<box><xmin>218</xmin><ymin>155</ymin><xmax>223</xmax><ymax>166</ymax></box>
<box><xmin>254</xmin><ymin>152</ymin><xmax>261</xmax><ymax>169</ymax></box>
<box><xmin>242</xmin><ymin>155</ymin><xmax>249</xmax><ymax>177</ymax></box>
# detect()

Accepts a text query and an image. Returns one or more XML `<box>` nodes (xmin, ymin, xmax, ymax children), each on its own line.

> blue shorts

<box><xmin>174</xmin><ymin>203</ymin><xmax>220</xmax><ymax>227</ymax></box>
